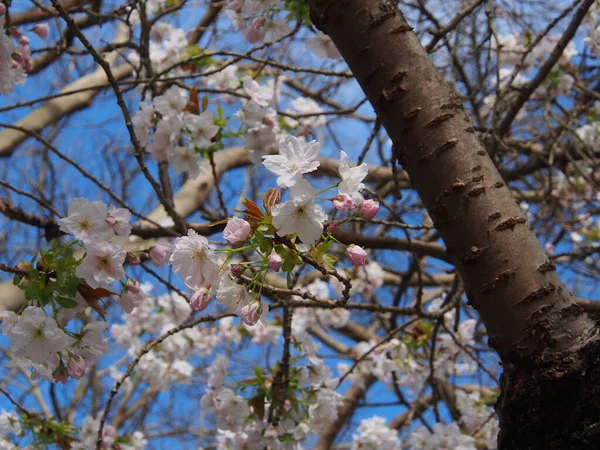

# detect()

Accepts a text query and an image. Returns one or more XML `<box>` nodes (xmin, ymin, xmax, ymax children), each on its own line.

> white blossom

<box><xmin>308</xmin><ymin>388</ymin><xmax>344</xmax><ymax>433</ymax></box>
<box><xmin>351</xmin><ymin>416</ymin><xmax>401</xmax><ymax>450</ymax></box>
<box><xmin>170</xmin><ymin>229</ymin><xmax>220</xmax><ymax>289</ymax></box>
<box><xmin>166</xmin><ymin>145</ymin><xmax>204</xmax><ymax>178</ymax></box>
<box><xmin>132</xmin><ymin>102</ymin><xmax>154</xmax><ymax>144</ymax></box>
<box><xmin>306</xmin><ymin>31</ymin><xmax>341</xmax><ymax>59</ymax></box>
<box><xmin>287</xmin><ymin>97</ymin><xmax>326</xmax><ymax>134</ymax></box>
<box><xmin>58</xmin><ymin>198</ymin><xmax>113</xmax><ymax>243</ymax></box>
<box><xmin>8</xmin><ymin>307</ymin><xmax>67</xmax><ymax>364</ymax></box>
<box><xmin>272</xmin><ymin>179</ymin><xmax>328</xmax><ymax>245</ymax></box>
<box><xmin>153</xmin><ymin>85</ymin><xmax>187</xmax><ymax>117</ymax></box>
<box><xmin>76</xmin><ymin>241</ymin><xmax>126</xmax><ymax>288</ymax></box>
<box><xmin>183</xmin><ymin>110</ymin><xmax>219</xmax><ymax>147</ymax></box>
<box><xmin>262</xmin><ymin>136</ymin><xmax>321</xmax><ymax>188</ymax></box>
<box><xmin>338</xmin><ymin>150</ymin><xmax>369</xmax><ymax>205</ymax></box>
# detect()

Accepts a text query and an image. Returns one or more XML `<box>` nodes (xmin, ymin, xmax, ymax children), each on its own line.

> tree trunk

<box><xmin>306</xmin><ymin>0</ymin><xmax>600</xmax><ymax>447</ymax></box>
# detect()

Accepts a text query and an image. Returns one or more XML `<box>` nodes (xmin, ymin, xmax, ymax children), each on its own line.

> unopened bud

<box><xmin>33</xmin><ymin>24</ymin><xmax>49</xmax><ymax>40</ymax></box>
<box><xmin>268</xmin><ymin>253</ymin><xmax>282</xmax><ymax>271</ymax></box>
<box><xmin>126</xmin><ymin>253</ymin><xmax>141</xmax><ymax>265</ymax></box>
<box><xmin>359</xmin><ymin>199</ymin><xmax>379</xmax><ymax>219</ymax></box>
<box><xmin>231</xmin><ymin>264</ymin><xmax>244</xmax><ymax>276</ymax></box>
<box><xmin>263</xmin><ymin>188</ymin><xmax>281</xmax><ymax>214</ymax></box>
<box><xmin>190</xmin><ymin>286</ymin><xmax>212</xmax><ymax>312</ymax></box>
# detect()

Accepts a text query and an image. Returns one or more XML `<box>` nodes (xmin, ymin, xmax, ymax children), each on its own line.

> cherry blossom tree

<box><xmin>0</xmin><ymin>0</ymin><xmax>599</xmax><ymax>449</ymax></box>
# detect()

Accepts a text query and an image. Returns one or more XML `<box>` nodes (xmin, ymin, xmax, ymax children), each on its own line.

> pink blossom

<box><xmin>328</xmin><ymin>221</ymin><xmax>339</xmax><ymax>232</ymax></box>
<box><xmin>231</xmin><ymin>264</ymin><xmax>244</xmax><ymax>276</ymax></box>
<box><xmin>359</xmin><ymin>199</ymin><xmax>379</xmax><ymax>219</ymax></box>
<box><xmin>190</xmin><ymin>286</ymin><xmax>212</xmax><ymax>311</ymax></box>
<box><xmin>223</xmin><ymin>217</ymin><xmax>251</xmax><ymax>244</ymax></box>
<box><xmin>149</xmin><ymin>243</ymin><xmax>172</xmax><ymax>266</ymax></box>
<box><xmin>240</xmin><ymin>300</ymin><xmax>262</xmax><ymax>326</ymax></box>
<box><xmin>32</xmin><ymin>24</ymin><xmax>49</xmax><ymax>40</ymax></box>
<box><xmin>105</xmin><ymin>216</ymin><xmax>117</xmax><ymax>228</ymax></box>
<box><xmin>268</xmin><ymin>253</ymin><xmax>282</xmax><ymax>271</ymax></box>
<box><xmin>126</xmin><ymin>252</ymin><xmax>141</xmax><ymax>265</ymax></box>
<box><xmin>333</xmin><ymin>193</ymin><xmax>355</xmax><ymax>211</ymax></box>
<box><xmin>120</xmin><ymin>280</ymin><xmax>147</xmax><ymax>313</ymax></box>
<box><xmin>0</xmin><ymin>4</ymin><xmax>6</xmax><ymax>14</ymax></box>
<box><xmin>67</xmin><ymin>357</ymin><xmax>86</xmax><ymax>379</ymax></box>
<box><xmin>346</xmin><ymin>245</ymin><xmax>367</xmax><ymax>267</ymax></box>
<box><xmin>126</xmin><ymin>278</ymin><xmax>140</xmax><ymax>294</ymax></box>
<box><xmin>244</xmin><ymin>18</ymin><xmax>266</xmax><ymax>43</ymax></box>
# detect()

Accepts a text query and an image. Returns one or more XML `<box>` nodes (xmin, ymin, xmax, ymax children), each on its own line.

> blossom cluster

<box><xmin>133</xmin><ymin>85</ymin><xmax>219</xmax><ymax>177</ymax></box>
<box><xmin>0</xmin><ymin>11</ymin><xmax>49</xmax><ymax>94</ymax></box>
<box><xmin>481</xmin><ymin>30</ymin><xmax>582</xmax><ymax>118</ymax></box>
<box><xmin>224</xmin><ymin>0</ymin><xmax>341</xmax><ymax>60</ymax></box>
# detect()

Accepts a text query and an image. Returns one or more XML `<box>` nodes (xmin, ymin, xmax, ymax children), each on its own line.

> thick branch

<box><xmin>307</xmin><ymin>0</ymin><xmax>597</xmax><ymax>362</ymax></box>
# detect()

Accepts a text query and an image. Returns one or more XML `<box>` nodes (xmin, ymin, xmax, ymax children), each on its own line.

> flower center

<box><xmin>96</xmin><ymin>256</ymin><xmax>110</xmax><ymax>270</ymax></box>
<box><xmin>79</xmin><ymin>219</ymin><xmax>91</xmax><ymax>231</ymax></box>
<box><xmin>191</xmin><ymin>248</ymin><xmax>206</xmax><ymax>263</ymax></box>
<box><xmin>31</xmin><ymin>325</ymin><xmax>45</xmax><ymax>342</ymax></box>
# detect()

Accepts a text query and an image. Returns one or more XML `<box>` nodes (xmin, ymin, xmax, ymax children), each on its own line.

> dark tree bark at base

<box><xmin>498</xmin><ymin>341</ymin><xmax>600</xmax><ymax>449</ymax></box>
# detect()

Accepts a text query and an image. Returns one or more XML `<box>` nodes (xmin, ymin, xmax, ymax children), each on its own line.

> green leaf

<box><xmin>55</xmin><ymin>296</ymin><xmax>78</xmax><ymax>309</ymax></box>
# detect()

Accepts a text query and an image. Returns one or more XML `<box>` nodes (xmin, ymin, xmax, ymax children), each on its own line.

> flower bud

<box><xmin>223</xmin><ymin>217</ymin><xmax>251</xmax><ymax>244</ymax></box>
<box><xmin>190</xmin><ymin>286</ymin><xmax>212</xmax><ymax>312</ymax></box>
<box><xmin>268</xmin><ymin>253</ymin><xmax>282</xmax><ymax>271</ymax></box>
<box><xmin>240</xmin><ymin>300</ymin><xmax>262</xmax><ymax>326</ymax></box>
<box><xmin>263</xmin><ymin>188</ymin><xmax>281</xmax><ymax>214</ymax></box>
<box><xmin>328</xmin><ymin>221</ymin><xmax>339</xmax><ymax>232</ymax></box>
<box><xmin>33</xmin><ymin>24</ymin><xmax>49</xmax><ymax>40</ymax></box>
<box><xmin>127</xmin><ymin>279</ymin><xmax>141</xmax><ymax>294</ymax></box>
<box><xmin>16</xmin><ymin>260</ymin><xmax>33</xmax><ymax>271</ymax></box>
<box><xmin>346</xmin><ymin>245</ymin><xmax>367</xmax><ymax>267</ymax></box>
<box><xmin>359</xmin><ymin>199</ymin><xmax>379</xmax><ymax>219</ymax></box>
<box><xmin>126</xmin><ymin>252</ymin><xmax>141</xmax><ymax>265</ymax></box>
<box><xmin>105</xmin><ymin>216</ymin><xmax>117</xmax><ymax>228</ymax></box>
<box><xmin>231</xmin><ymin>264</ymin><xmax>244</xmax><ymax>276</ymax></box>
<box><xmin>67</xmin><ymin>357</ymin><xmax>86</xmax><ymax>380</ymax></box>
<box><xmin>149</xmin><ymin>243</ymin><xmax>172</xmax><ymax>266</ymax></box>
<box><xmin>333</xmin><ymin>193</ymin><xmax>355</xmax><ymax>211</ymax></box>
<box><xmin>0</xmin><ymin>4</ymin><xmax>6</xmax><ymax>14</ymax></box>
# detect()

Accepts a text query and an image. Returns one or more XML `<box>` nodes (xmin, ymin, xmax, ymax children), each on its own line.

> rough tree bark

<box><xmin>307</xmin><ymin>0</ymin><xmax>600</xmax><ymax>448</ymax></box>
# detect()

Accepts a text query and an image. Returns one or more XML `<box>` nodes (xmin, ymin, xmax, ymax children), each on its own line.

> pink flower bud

<box><xmin>346</xmin><ymin>245</ymin><xmax>367</xmax><ymax>267</ymax></box>
<box><xmin>268</xmin><ymin>253</ymin><xmax>282</xmax><ymax>271</ymax></box>
<box><xmin>328</xmin><ymin>221</ymin><xmax>339</xmax><ymax>232</ymax></box>
<box><xmin>16</xmin><ymin>260</ymin><xmax>33</xmax><ymax>271</ymax></box>
<box><xmin>223</xmin><ymin>217</ymin><xmax>251</xmax><ymax>244</ymax></box>
<box><xmin>127</xmin><ymin>279</ymin><xmax>140</xmax><ymax>294</ymax></box>
<box><xmin>333</xmin><ymin>193</ymin><xmax>355</xmax><ymax>211</ymax></box>
<box><xmin>359</xmin><ymin>199</ymin><xmax>379</xmax><ymax>219</ymax></box>
<box><xmin>231</xmin><ymin>264</ymin><xmax>244</xmax><ymax>276</ymax></box>
<box><xmin>0</xmin><ymin>4</ymin><xmax>6</xmax><ymax>14</ymax></box>
<box><xmin>243</xmin><ymin>19</ymin><xmax>266</xmax><ymax>43</ymax></box>
<box><xmin>149</xmin><ymin>243</ymin><xmax>172</xmax><ymax>266</ymax></box>
<box><xmin>126</xmin><ymin>252</ymin><xmax>141</xmax><ymax>265</ymax></box>
<box><xmin>19</xmin><ymin>36</ymin><xmax>30</xmax><ymax>46</ymax></box>
<box><xmin>105</xmin><ymin>216</ymin><xmax>117</xmax><ymax>228</ymax></box>
<box><xmin>33</xmin><ymin>24</ymin><xmax>49</xmax><ymax>40</ymax></box>
<box><xmin>190</xmin><ymin>286</ymin><xmax>212</xmax><ymax>311</ymax></box>
<box><xmin>240</xmin><ymin>300</ymin><xmax>262</xmax><ymax>326</ymax></box>
<box><xmin>263</xmin><ymin>116</ymin><xmax>275</xmax><ymax>128</ymax></box>
<box><xmin>67</xmin><ymin>358</ymin><xmax>86</xmax><ymax>380</ymax></box>
<box><xmin>11</xmin><ymin>28</ymin><xmax>22</xmax><ymax>39</ymax></box>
